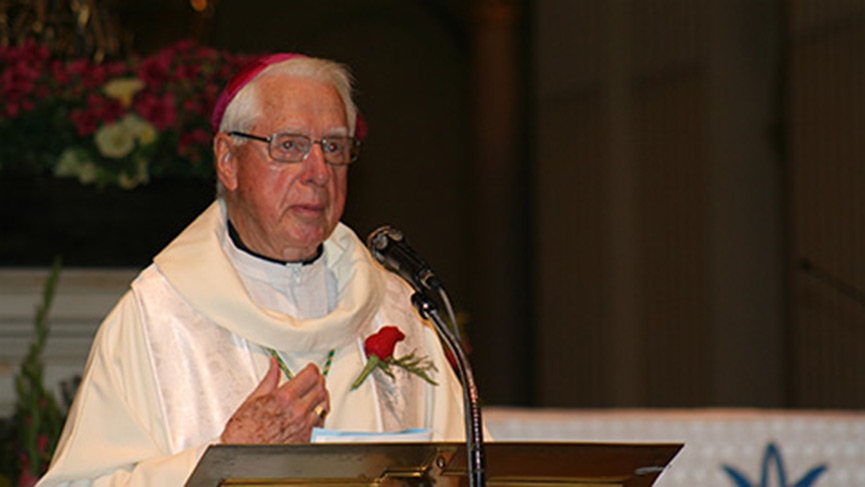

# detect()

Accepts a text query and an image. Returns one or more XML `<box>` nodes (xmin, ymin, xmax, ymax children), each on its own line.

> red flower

<box><xmin>351</xmin><ymin>326</ymin><xmax>437</xmax><ymax>390</ymax></box>
<box><xmin>138</xmin><ymin>54</ymin><xmax>171</xmax><ymax>88</ymax></box>
<box><xmin>86</xmin><ymin>94</ymin><xmax>123</xmax><ymax>120</ymax></box>
<box><xmin>36</xmin><ymin>434</ymin><xmax>49</xmax><ymax>454</ymax></box>
<box><xmin>69</xmin><ymin>109</ymin><xmax>99</xmax><ymax>136</ymax></box>
<box><xmin>105</xmin><ymin>60</ymin><xmax>130</xmax><ymax>77</ymax></box>
<box><xmin>51</xmin><ymin>60</ymin><xmax>71</xmax><ymax>85</ymax></box>
<box><xmin>82</xmin><ymin>64</ymin><xmax>107</xmax><ymax>89</ymax></box>
<box><xmin>68</xmin><ymin>95</ymin><xmax>123</xmax><ymax>136</ymax></box>
<box><xmin>173</xmin><ymin>63</ymin><xmax>201</xmax><ymax>82</ymax></box>
<box><xmin>364</xmin><ymin>326</ymin><xmax>405</xmax><ymax>360</ymax></box>
<box><xmin>5</xmin><ymin>103</ymin><xmax>20</xmax><ymax>118</ymax></box>
<box><xmin>177</xmin><ymin>128</ymin><xmax>210</xmax><ymax>162</ymax></box>
<box><xmin>204</xmin><ymin>83</ymin><xmax>221</xmax><ymax>98</ymax></box>
<box><xmin>134</xmin><ymin>92</ymin><xmax>177</xmax><ymax>130</ymax></box>
<box><xmin>17</xmin><ymin>456</ymin><xmax>38</xmax><ymax>487</ymax></box>
<box><xmin>66</xmin><ymin>59</ymin><xmax>91</xmax><ymax>76</ymax></box>
<box><xmin>1</xmin><ymin>63</ymin><xmax>37</xmax><ymax>101</ymax></box>
<box><xmin>181</xmin><ymin>97</ymin><xmax>203</xmax><ymax>117</ymax></box>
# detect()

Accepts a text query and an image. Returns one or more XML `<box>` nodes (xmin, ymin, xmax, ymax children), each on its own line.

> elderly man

<box><xmin>38</xmin><ymin>54</ymin><xmax>465</xmax><ymax>486</ymax></box>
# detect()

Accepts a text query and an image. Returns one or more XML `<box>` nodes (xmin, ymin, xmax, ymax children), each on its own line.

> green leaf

<box><xmin>390</xmin><ymin>350</ymin><xmax>438</xmax><ymax>386</ymax></box>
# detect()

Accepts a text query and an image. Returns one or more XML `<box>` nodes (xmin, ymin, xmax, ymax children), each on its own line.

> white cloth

<box><xmin>38</xmin><ymin>201</ymin><xmax>466</xmax><ymax>487</ymax></box>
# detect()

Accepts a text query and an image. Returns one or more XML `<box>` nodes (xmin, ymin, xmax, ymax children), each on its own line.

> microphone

<box><xmin>366</xmin><ymin>225</ymin><xmax>487</xmax><ymax>487</ymax></box>
<box><xmin>366</xmin><ymin>225</ymin><xmax>442</xmax><ymax>292</ymax></box>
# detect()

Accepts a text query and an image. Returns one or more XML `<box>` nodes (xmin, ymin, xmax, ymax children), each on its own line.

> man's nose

<box><xmin>302</xmin><ymin>143</ymin><xmax>330</xmax><ymax>185</ymax></box>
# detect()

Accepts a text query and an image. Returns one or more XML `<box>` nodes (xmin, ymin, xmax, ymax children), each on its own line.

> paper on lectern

<box><xmin>310</xmin><ymin>427</ymin><xmax>432</xmax><ymax>443</ymax></box>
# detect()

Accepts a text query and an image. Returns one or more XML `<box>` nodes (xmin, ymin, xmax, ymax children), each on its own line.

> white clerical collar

<box><xmin>226</xmin><ymin>219</ymin><xmax>323</xmax><ymax>266</ymax></box>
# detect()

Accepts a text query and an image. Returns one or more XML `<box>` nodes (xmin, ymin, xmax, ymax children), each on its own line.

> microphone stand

<box><xmin>410</xmin><ymin>291</ymin><xmax>486</xmax><ymax>487</ymax></box>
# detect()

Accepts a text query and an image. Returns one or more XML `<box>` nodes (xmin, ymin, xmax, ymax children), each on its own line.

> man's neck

<box><xmin>227</xmin><ymin>219</ymin><xmax>323</xmax><ymax>266</ymax></box>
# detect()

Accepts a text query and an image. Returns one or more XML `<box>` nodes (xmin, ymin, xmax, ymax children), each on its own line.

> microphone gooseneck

<box><xmin>366</xmin><ymin>225</ymin><xmax>486</xmax><ymax>487</ymax></box>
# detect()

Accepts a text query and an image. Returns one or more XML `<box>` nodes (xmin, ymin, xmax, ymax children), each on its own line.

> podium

<box><xmin>185</xmin><ymin>442</ymin><xmax>682</xmax><ymax>487</ymax></box>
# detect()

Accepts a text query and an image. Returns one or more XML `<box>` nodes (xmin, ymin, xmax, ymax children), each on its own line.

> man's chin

<box><xmin>278</xmin><ymin>226</ymin><xmax>333</xmax><ymax>256</ymax></box>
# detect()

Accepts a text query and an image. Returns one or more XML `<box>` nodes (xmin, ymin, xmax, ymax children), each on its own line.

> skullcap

<box><xmin>210</xmin><ymin>53</ymin><xmax>307</xmax><ymax>133</ymax></box>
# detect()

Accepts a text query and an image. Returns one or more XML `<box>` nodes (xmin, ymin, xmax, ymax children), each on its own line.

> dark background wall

<box><xmin>9</xmin><ymin>0</ymin><xmax>865</xmax><ymax>409</ymax></box>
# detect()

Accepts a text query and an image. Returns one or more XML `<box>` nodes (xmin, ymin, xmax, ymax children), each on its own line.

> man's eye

<box><xmin>323</xmin><ymin>140</ymin><xmax>343</xmax><ymax>153</ymax></box>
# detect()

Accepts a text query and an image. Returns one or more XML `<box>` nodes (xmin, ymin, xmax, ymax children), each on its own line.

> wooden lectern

<box><xmin>185</xmin><ymin>442</ymin><xmax>682</xmax><ymax>487</ymax></box>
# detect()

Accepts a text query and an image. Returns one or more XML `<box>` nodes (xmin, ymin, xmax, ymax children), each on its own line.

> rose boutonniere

<box><xmin>351</xmin><ymin>326</ymin><xmax>438</xmax><ymax>389</ymax></box>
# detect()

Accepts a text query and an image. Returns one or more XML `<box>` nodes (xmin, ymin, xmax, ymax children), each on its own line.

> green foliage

<box><xmin>388</xmin><ymin>351</ymin><xmax>438</xmax><ymax>386</ymax></box>
<box><xmin>0</xmin><ymin>257</ymin><xmax>66</xmax><ymax>485</ymax></box>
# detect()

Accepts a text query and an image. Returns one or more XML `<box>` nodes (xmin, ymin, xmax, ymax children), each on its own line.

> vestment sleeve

<box><xmin>37</xmin><ymin>292</ymin><xmax>212</xmax><ymax>487</ymax></box>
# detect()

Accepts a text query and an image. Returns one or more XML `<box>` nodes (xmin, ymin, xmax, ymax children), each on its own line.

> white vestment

<box><xmin>38</xmin><ymin>201</ymin><xmax>466</xmax><ymax>487</ymax></box>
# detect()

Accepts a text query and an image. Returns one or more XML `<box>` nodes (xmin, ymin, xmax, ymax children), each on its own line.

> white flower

<box><xmin>77</xmin><ymin>162</ymin><xmax>99</xmax><ymax>184</ymax></box>
<box><xmin>94</xmin><ymin>120</ymin><xmax>136</xmax><ymax>159</ymax></box>
<box><xmin>103</xmin><ymin>77</ymin><xmax>145</xmax><ymax>107</ymax></box>
<box><xmin>55</xmin><ymin>148</ymin><xmax>98</xmax><ymax>185</ymax></box>
<box><xmin>118</xmin><ymin>155</ymin><xmax>150</xmax><ymax>189</ymax></box>
<box><xmin>54</xmin><ymin>149</ymin><xmax>86</xmax><ymax>177</ymax></box>
<box><xmin>120</xmin><ymin>114</ymin><xmax>158</xmax><ymax>145</ymax></box>
<box><xmin>117</xmin><ymin>172</ymin><xmax>137</xmax><ymax>189</ymax></box>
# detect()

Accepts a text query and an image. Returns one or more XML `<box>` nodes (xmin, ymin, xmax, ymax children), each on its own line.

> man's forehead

<box><xmin>250</xmin><ymin>113</ymin><xmax>350</xmax><ymax>137</ymax></box>
<box><xmin>256</xmin><ymin>76</ymin><xmax>342</xmax><ymax>107</ymax></box>
<box><xmin>250</xmin><ymin>79</ymin><xmax>346</xmax><ymax>131</ymax></box>
<box><xmin>258</xmin><ymin>73</ymin><xmax>333</xmax><ymax>92</ymax></box>
<box><xmin>263</xmin><ymin>124</ymin><xmax>350</xmax><ymax>136</ymax></box>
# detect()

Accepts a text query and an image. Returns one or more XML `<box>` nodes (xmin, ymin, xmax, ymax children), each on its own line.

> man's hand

<box><xmin>220</xmin><ymin>357</ymin><xmax>330</xmax><ymax>444</ymax></box>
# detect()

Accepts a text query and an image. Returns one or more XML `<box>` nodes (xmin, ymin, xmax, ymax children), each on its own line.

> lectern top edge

<box><xmin>185</xmin><ymin>441</ymin><xmax>683</xmax><ymax>487</ymax></box>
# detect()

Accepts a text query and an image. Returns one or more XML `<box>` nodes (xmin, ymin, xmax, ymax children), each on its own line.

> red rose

<box><xmin>352</xmin><ymin>326</ymin><xmax>437</xmax><ymax>390</ymax></box>
<box><xmin>363</xmin><ymin>326</ymin><xmax>405</xmax><ymax>360</ymax></box>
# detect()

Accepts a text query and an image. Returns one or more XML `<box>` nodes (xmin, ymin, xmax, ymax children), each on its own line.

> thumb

<box><xmin>250</xmin><ymin>356</ymin><xmax>281</xmax><ymax>399</ymax></box>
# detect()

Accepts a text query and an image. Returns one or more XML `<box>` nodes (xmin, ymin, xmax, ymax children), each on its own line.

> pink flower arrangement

<box><xmin>0</xmin><ymin>40</ymin><xmax>257</xmax><ymax>189</ymax></box>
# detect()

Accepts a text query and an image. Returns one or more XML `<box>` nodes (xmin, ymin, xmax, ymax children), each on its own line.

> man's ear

<box><xmin>214</xmin><ymin>133</ymin><xmax>238</xmax><ymax>191</ymax></box>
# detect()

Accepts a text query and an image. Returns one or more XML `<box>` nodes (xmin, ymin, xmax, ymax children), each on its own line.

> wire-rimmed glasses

<box><xmin>228</xmin><ymin>131</ymin><xmax>360</xmax><ymax>165</ymax></box>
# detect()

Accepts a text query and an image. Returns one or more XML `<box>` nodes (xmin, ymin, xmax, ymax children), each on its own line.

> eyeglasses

<box><xmin>228</xmin><ymin>131</ymin><xmax>360</xmax><ymax>165</ymax></box>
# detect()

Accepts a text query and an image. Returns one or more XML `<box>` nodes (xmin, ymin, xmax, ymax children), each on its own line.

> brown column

<box><xmin>469</xmin><ymin>0</ymin><xmax>531</xmax><ymax>405</ymax></box>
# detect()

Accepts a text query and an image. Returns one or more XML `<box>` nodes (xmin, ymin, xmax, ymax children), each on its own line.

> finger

<box><xmin>249</xmin><ymin>356</ymin><xmax>281</xmax><ymax>400</ymax></box>
<box><xmin>274</xmin><ymin>399</ymin><xmax>326</xmax><ymax>443</ymax></box>
<box><xmin>274</xmin><ymin>365</ymin><xmax>329</xmax><ymax>435</ymax></box>
<box><xmin>318</xmin><ymin>384</ymin><xmax>331</xmax><ymax>424</ymax></box>
<box><xmin>279</xmin><ymin>363</ymin><xmax>325</xmax><ymax>401</ymax></box>
<box><xmin>312</xmin><ymin>401</ymin><xmax>328</xmax><ymax>427</ymax></box>
<box><xmin>309</xmin><ymin>377</ymin><xmax>331</xmax><ymax>428</ymax></box>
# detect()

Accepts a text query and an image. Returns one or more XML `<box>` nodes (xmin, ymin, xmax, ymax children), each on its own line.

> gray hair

<box><xmin>218</xmin><ymin>56</ymin><xmax>358</xmax><ymax>136</ymax></box>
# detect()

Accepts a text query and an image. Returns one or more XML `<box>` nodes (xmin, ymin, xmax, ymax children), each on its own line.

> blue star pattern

<box><xmin>722</xmin><ymin>442</ymin><xmax>828</xmax><ymax>487</ymax></box>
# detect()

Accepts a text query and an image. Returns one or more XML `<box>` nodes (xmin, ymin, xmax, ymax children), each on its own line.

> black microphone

<box><xmin>366</xmin><ymin>224</ymin><xmax>486</xmax><ymax>487</ymax></box>
<box><xmin>366</xmin><ymin>225</ymin><xmax>442</xmax><ymax>292</ymax></box>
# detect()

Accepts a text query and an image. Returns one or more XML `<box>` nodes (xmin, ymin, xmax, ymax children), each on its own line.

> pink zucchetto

<box><xmin>210</xmin><ymin>53</ymin><xmax>307</xmax><ymax>134</ymax></box>
<box><xmin>210</xmin><ymin>52</ymin><xmax>367</xmax><ymax>141</ymax></box>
